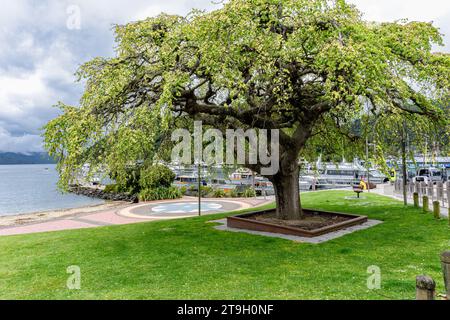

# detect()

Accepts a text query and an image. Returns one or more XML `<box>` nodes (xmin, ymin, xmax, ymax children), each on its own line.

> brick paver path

<box><xmin>0</xmin><ymin>197</ymin><xmax>273</xmax><ymax>236</ymax></box>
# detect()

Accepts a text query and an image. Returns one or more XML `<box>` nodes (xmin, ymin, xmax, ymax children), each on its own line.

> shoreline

<box><xmin>0</xmin><ymin>201</ymin><xmax>129</xmax><ymax>227</ymax></box>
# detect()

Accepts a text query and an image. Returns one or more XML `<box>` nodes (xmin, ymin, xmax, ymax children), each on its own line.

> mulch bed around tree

<box><xmin>227</xmin><ymin>209</ymin><xmax>368</xmax><ymax>237</ymax></box>
<box><xmin>248</xmin><ymin>211</ymin><xmax>352</xmax><ymax>231</ymax></box>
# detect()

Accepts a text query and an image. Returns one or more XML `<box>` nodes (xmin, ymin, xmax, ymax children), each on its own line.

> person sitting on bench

<box><xmin>353</xmin><ymin>180</ymin><xmax>368</xmax><ymax>198</ymax></box>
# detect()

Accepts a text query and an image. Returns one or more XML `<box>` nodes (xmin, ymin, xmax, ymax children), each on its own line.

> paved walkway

<box><xmin>372</xmin><ymin>184</ymin><xmax>449</xmax><ymax>218</ymax></box>
<box><xmin>6</xmin><ymin>186</ymin><xmax>444</xmax><ymax>237</ymax></box>
<box><xmin>0</xmin><ymin>197</ymin><xmax>274</xmax><ymax>237</ymax></box>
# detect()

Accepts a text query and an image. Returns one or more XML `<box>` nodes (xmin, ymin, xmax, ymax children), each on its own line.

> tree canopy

<box><xmin>44</xmin><ymin>0</ymin><xmax>449</xmax><ymax>219</ymax></box>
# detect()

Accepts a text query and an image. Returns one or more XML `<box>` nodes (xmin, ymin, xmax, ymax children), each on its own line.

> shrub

<box><xmin>104</xmin><ymin>184</ymin><xmax>119</xmax><ymax>193</ymax></box>
<box><xmin>179</xmin><ymin>186</ymin><xmax>188</xmax><ymax>195</ymax></box>
<box><xmin>201</xmin><ymin>186</ymin><xmax>213</xmax><ymax>197</ymax></box>
<box><xmin>212</xmin><ymin>188</ymin><xmax>226</xmax><ymax>198</ymax></box>
<box><xmin>230</xmin><ymin>188</ymin><xmax>240</xmax><ymax>198</ymax></box>
<box><xmin>139</xmin><ymin>186</ymin><xmax>181</xmax><ymax>201</ymax></box>
<box><xmin>243</xmin><ymin>187</ymin><xmax>256</xmax><ymax>198</ymax></box>
<box><xmin>140</xmin><ymin>164</ymin><xmax>175</xmax><ymax>190</ymax></box>
<box><xmin>109</xmin><ymin>166</ymin><xmax>141</xmax><ymax>194</ymax></box>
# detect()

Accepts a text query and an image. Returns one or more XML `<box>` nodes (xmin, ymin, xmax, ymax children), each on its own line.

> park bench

<box><xmin>353</xmin><ymin>186</ymin><xmax>364</xmax><ymax>198</ymax></box>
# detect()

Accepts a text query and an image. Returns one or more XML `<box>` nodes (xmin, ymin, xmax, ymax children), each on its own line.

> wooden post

<box><xmin>413</xmin><ymin>193</ymin><xmax>419</xmax><ymax>208</ymax></box>
<box><xmin>416</xmin><ymin>275</ymin><xmax>435</xmax><ymax>300</ymax></box>
<box><xmin>433</xmin><ymin>201</ymin><xmax>440</xmax><ymax>219</ymax></box>
<box><xmin>441</xmin><ymin>251</ymin><xmax>450</xmax><ymax>298</ymax></box>
<box><xmin>422</xmin><ymin>196</ymin><xmax>429</xmax><ymax>213</ymax></box>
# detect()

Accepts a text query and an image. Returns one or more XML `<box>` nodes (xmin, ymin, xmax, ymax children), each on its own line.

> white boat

<box><xmin>299</xmin><ymin>175</ymin><xmax>316</xmax><ymax>191</ymax></box>
<box><xmin>229</xmin><ymin>168</ymin><xmax>254</xmax><ymax>184</ymax></box>
<box><xmin>300</xmin><ymin>160</ymin><xmax>389</xmax><ymax>188</ymax></box>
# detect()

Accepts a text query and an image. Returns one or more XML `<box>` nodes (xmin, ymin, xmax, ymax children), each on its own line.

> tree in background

<box><xmin>44</xmin><ymin>0</ymin><xmax>449</xmax><ymax>220</ymax></box>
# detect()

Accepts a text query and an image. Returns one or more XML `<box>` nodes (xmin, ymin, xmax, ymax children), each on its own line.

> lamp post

<box><xmin>401</xmin><ymin>120</ymin><xmax>408</xmax><ymax>206</ymax></box>
<box><xmin>365</xmin><ymin>102</ymin><xmax>372</xmax><ymax>193</ymax></box>
<box><xmin>197</xmin><ymin>161</ymin><xmax>201</xmax><ymax>216</ymax></box>
<box><xmin>366</xmin><ymin>136</ymin><xmax>370</xmax><ymax>193</ymax></box>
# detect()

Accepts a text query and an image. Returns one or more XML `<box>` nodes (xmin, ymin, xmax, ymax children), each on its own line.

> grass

<box><xmin>0</xmin><ymin>191</ymin><xmax>448</xmax><ymax>300</ymax></box>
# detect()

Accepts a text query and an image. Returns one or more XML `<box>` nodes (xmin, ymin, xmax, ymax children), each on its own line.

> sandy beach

<box><xmin>0</xmin><ymin>201</ymin><xmax>129</xmax><ymax>227</ymax></box>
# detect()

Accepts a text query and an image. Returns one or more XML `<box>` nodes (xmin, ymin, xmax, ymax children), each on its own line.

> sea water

<box><xmin>0</xmin><ymin>164</ymin><xmax>104</xmax><ymax>216</ymax></box>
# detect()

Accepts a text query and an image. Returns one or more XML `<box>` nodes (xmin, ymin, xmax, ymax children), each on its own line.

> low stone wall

<box><xmin>69</xmin><ymin>185</ymin><xmax>138</xmax><ymax>203</ymax></box>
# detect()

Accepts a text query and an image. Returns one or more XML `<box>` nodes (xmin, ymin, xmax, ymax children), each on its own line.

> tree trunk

<box><xmin>271</xmin><ymin>165</ymin><xmax>303</xmax><ymax>220</ymax></box>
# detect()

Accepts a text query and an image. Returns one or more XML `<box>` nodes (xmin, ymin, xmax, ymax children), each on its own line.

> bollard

<box><xmin>416</xmin><ymin>275</ymin><xmax>435</xmax><ymax>300</ymax></box>
<box><xmin>433</xmin><ymin>201</ymin><xmax>440</xmax><ymax>219</ymax></box>
<box><xmin>441</xmin><ymin>251</ymin><xmax>450</xmax><ymax>298</ymax></box>
<box><xmin>413</xmin><ymin>192</ymin><xmax>419</xmax><ymax>208</ymax></box>
<box><xmin>422</xmin><ymin>196</ymin><xmax>429</xmax><ymax>213</ymax></box>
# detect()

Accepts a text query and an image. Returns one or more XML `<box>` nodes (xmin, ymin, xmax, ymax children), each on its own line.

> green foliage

<box><xmin>139</xmin><ymin>186</ymin><xmax>181</xmax><ymax>201</ymax></box>
<box><xmin>110</xmin><ymin>166</ymin><xmax>141</xmax><ymax>194</ymax></box>
<box><xmin>106</xmin><ymin>164</ymin><xmax>176</xmax><ymax>196</ymax></box>
<box><xmin>104</xmin><ymin>184</ymin><xmax>119</xmax><ymax>193</ymax></box>
<box><xmin>212</xmin><ymin>188</ymin><xmax>226</xmax><ymax>198</ymax></box>
<box><xmin>201</xmin><ymin>186</ymin><xmax>214</xmax><ymax>197</ymax></box>
<box><xmin>139</xmin><ymin>164</ymin><xmax>175</xmax><ymax>190</ymax></box>
<box><xmin>179</xmin><ymin>186</ymin><xmax>188</xmax><ymax>195</ymax></box>
<box><xmin>43</xmin><ymin>0</ymin><xmax>449</xmax><ymax>191</ymax></box>
<box><xmin>230</xmin><ymin>188</ymin><xmax>241</xmax><ymax>198</ymax></box>
<box><xmin>243</xmin><ymin>187</ymin><xmax>257</xmax><ymax>198</ymax></box>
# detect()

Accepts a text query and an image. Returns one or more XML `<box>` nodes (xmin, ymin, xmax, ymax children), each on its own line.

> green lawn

<box><xmin>0</xmin><ymin>191</ymin><xmax>448</xmax><ymax>300</ymax></box>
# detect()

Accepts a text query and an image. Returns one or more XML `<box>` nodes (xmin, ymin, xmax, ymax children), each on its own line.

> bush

<box><xmin>140</xmin><ymin>164</ymin><xmax>175</xmax><ymax>190</ymax></box>
<box><xmin>201</xmin><ymin>186</ymin><xmax>213</xmax><ymax>197</ymax></box>
<box><xmin>213</xmin><ymin>188</ymin><xmax>226</xmax><ymax>198</ymax></box>
<box><xmin>109</xmin><ymin>167</ymin><xmax>141</xmax><ymax>194</ymax></box>
<box><xmin>104</xmin><ymin>184</ymin><xmax>119</xmax><ymax>193</ymax></box>
<box><xmin>139</xmin><ymin>186</ymin><xmax>181</xmax><ymax>201</ymax></box>
<box><xmin>243</xmin><ymin>187</ymin><xmax>256</xmax><ymax>198</ymax></box>
<box><xmin>230</xmin><ymin>188</ymin><xmax>240</xmax><ymax>198</ymax></box>
<box><xmin>179</xmin><ymin>186</ymin><xmax>188</xmax><ymax>195</ymax></box>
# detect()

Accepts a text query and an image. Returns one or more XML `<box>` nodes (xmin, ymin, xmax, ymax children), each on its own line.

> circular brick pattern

<box><xmin>119</xmin><ymin>199</ymin><xmax>247</xmax><ymax>219</ymax></box>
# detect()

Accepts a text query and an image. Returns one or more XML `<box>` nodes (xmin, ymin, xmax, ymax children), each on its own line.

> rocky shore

<box><xmin>69</xmin><ymin>185</ymin><xmax>138</xmax><ymax>203</ymax></box>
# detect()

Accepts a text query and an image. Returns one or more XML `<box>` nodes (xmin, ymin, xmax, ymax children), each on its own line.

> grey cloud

<box><xmin>0</xmin><ymin>0</ymin><xmax>449</xmax><ymax>153</ymax></box>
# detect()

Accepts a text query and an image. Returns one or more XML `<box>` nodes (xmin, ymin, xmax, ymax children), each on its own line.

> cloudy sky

<box><xmin>1</xmin><ymin>0</ymin><xmax>449</xmax><ymax>153</ymax></box>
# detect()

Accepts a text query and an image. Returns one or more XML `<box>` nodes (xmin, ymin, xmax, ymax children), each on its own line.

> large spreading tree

<box><xmin>44</xmin><ymin>0</ymin><xmax>449</xmax><ymax>220</ymax></box>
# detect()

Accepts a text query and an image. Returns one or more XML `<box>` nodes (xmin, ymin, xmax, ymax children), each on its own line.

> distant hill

<box><xmin>0</xmin><ymin>152</ymin><xmax>56</xmax><ymax>165</ymax></box>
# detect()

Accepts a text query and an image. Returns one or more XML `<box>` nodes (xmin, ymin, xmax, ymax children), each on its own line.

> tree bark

<box><xmin>271</xmin><ymin>165</ymin><xmax>303</xmax><ymax>220</ymax></box>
